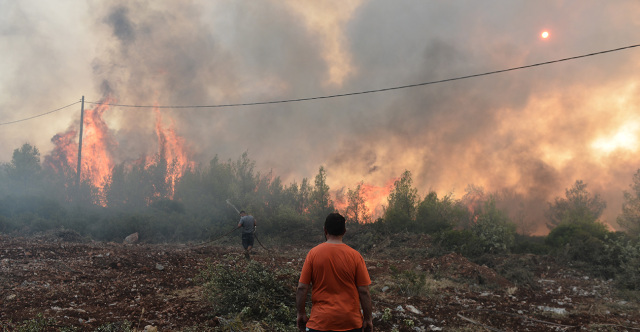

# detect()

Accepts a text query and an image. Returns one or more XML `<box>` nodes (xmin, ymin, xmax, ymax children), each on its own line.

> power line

<box><xmin>2</xmin><ymin>43</ymin><xmax>639</xmax><ymax>126</ymax></box>
<box><xmin>87</xmin><ymin>43</ymin><xmax>640</xmax><ymax>109</ymax></box>
<box><xmin>0</xmin><ymin>100</ymin><xmax>82</xmax><ymax>126</ymax></box>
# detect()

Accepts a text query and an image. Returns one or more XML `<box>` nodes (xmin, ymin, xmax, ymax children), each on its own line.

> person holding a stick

<box><xmin>237</xmin><ymin>210</ymin><xmax>256</xmax><ymax>258</ymax></box>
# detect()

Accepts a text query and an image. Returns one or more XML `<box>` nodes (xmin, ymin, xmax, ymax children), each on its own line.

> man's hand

<box><xmin>296</xmin><ymin>313</ymin><xmax>309</xmax><ymax>331</ymax></box>
<box><xmin>362</xmin><ymin>318</ymin><xmax>373</xmax><ymax>332</ymax></box>
<box><xmin>296</xmin><ymin>283</ymin><xmax>310</xmax><ymax>331</ymax></box>
<box><xmin>357</xmin><ymin>285</ymin><xmax>373</xmax><ymax>332</ymax></box>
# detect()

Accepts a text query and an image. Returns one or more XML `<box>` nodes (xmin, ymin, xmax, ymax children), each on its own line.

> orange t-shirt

<box><xmin>299</xmin><ymin>243</ymin><xmax>371</xmax><ymax>331</ymax></box>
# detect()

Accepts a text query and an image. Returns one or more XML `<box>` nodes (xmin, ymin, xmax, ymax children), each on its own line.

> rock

<box><xmin>144</xmin><ymin>325</ymin><xmax>158</xmax><ymax>332</ymax></box>
<box><xmin>155</xmin><ymin>263</ymin><xmax>165</xmax><ymax>271</ymax></box>
<box><xmin>123</xmin><ymin>232</ymin><xmax>139</xmax><ymax>244</ymax></box>
<box><xmin>406</xmin><ymin>305</ymin><xmax>422</xmax><ymax>315</ymax></box>
<box><xmin>5</xmin><ymin>294</ymin><xmax>16</xmax><ymax>301</ymax></box>
<box><xmin>381</xmin><ymin>286</ymin><xmax>390</xmax><ymax>292</ymax></box>
<box><xmin>537</xmin><ymin>306</ymin><xmax>567</xmax><ymax>315</ymax></box>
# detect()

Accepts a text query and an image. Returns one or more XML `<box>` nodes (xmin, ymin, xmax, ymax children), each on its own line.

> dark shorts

<box><xmin>242</xmin><ymin>233</ymin><xmax>254</xmax><ymax>249</ymax></box>
<box><xmin>306</xmin><ymin>328</ymin><xmax>363</xmax><ymax>332</ymax></box>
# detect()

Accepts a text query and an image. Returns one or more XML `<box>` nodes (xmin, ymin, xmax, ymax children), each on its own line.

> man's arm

<box><xmin>357</xmin><ymin>285</ymin><xmax>373</xmax><ymax>332</ymax></box>
<box><xmin>296</xmin><ymin>282</ymin><xmax>310</xmax><ymax>331</ymax></box>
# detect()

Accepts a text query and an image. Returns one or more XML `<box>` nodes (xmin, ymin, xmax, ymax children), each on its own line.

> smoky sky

<box><xmin>2</xmin><ymin>0</ymin><xmax>640</xmax><ymax>234</ymax></box>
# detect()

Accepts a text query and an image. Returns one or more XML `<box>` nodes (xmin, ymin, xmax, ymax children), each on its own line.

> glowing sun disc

<box><xmin>541</xmin><ymin>31</ymin><xmax>549</xmax><ymax>39</ymax></box>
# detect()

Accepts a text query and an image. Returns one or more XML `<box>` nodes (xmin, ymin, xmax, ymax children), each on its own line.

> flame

<box><xmin>146</xmin><ymin>108</ymin><xmax>195</xmax><ymax>199</ymax></box>
<box><xmin>81</xmin><ymin>99</ymin><xmax>116</xmax><ymax>198</ymax></box>
<box><xmin>44</xmin><ymin>99</ymin><xmax>194</xmax><ymax>205</ymax></box>
<box><xmin>333</xmin><ymin>178</ymin><xmax>396</xmax><ymax>222</ymax></box>
<box><xmin>44</xmin><ymin>130</ymin><xmax>78</xmax><ymax>178</ymax></box>
<box><xmin>361</xmin><ymin>179</ymin><xmax>396</xmax><ymax>219</ymax></box>
<box><xmin>44</xmin><ymin>99</ymin><xmax>116</xmax><ymax>205</ymax></box>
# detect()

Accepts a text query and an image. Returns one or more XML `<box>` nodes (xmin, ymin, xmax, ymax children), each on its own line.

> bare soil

<box><xmin>1</xmin><ymin>232</ymin><xmax>639</xmax><ymax>331</ymax></box>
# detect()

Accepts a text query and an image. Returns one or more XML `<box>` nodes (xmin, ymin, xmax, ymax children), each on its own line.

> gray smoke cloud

<box><xmin>2</xmin><ymin>0</ymin><xmax>640</xmax><ymax>234</ymax></box>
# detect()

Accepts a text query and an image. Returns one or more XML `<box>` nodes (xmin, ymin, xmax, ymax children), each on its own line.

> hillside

<box><xmin>1</xmin><ymin>232</ymin><xmax>639</xmax><ymax>331</ymax></box>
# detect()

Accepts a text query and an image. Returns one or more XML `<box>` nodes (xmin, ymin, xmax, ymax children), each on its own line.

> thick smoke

<box><xmin>1</xmin><ymin>1</ymin><xmax>640</xmax><ymax>234</ymax></box>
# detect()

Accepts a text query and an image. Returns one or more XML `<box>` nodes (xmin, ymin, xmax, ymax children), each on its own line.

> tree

<box><xmin>546</xmin><ymin>180</ymin><xmax>606</xmax><ymax>229</ymax></box>
<box><xmin>383</xmin><ymin>170</ymin><xmax>418</xmax><ymax>230</ymax></box>
<box><xmin>617</xmin><ymin>169</ymin><xmax>640</xmax><ymax>238</ymax></box>
<box><xmin>6</xmin><ymin>143</ymin><xmax>42</xmax><ymax>195</ymax></box>
<box><xmin>416</xmin><ymin>191</ymin><xmax>465</xmax><ymax>233</ymax></box>
<box><xmin>309</xmin><ymin>166</ymin><xmax>334</xmax><ymax>222</ymax></box>
<box><xmin>286</xmin><ymin>178</ymin><xmax>311</xmax><ymax>215</ymax></box>
<box><xmin>232</xmin><ymin>151</ymin><xmax>257</xmax><ymax>200</ymax></box>
<box><xmin>345</xmin><ymin>182</ymin><xmax>371</xmax><ymax>224</ymax></box>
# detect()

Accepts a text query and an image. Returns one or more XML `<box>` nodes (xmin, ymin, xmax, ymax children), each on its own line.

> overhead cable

<box><xmin>2</xmin><ymin>43</ymin><xmax>639</xmax><ymax>127</ymax></box>
<box><xmin>87</xmin><ymin>43</ymin><xmax>640</xmax><ymax>109</ymax></box>
<box><xmin>0</xmin><ymin>100</ymin><xmax>82</xmax><ymax>126</ymax></box>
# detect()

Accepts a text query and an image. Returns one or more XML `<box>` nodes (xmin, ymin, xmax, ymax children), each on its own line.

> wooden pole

<box><xmin>76</xmin><ymin>96</ymin><xmax>85</xmax><ymax>191</ymax></box>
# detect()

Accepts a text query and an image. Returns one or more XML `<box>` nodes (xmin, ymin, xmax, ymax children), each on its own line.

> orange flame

<box><xmin>333</xmin><ymin>178</ymin><xmax>397</xmax><ymax>222</ymax></box>
<box><xmin>146</xmin><ymin>108</ymin><xmax>195</xmax><ymax>199</ymax></box>
<box><xmin>45</xmin><ymin>99</ymin><xmax>194</xmax><ymax>205</ymax></box>
<box><xmin>44</xmin><ymin>99</ymin><xmax>116</xmax><ymax>205</ymax></box>
<box><xmin>81</xmin><ymin>99</ymin><xmax>116</xmax><ymax>200</ymax></box>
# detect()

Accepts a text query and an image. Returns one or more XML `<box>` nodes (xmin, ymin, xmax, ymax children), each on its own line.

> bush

<box><xmin>471</xmin><ymin>198</ymin><xmax>516</xmax><ymax>254</ymax></box>
<box><xmin>605</xmin><ymin>235</ymin><xmax>640</xmax><ymax>290</ymax></box>
<box><xmin>546</xmin><ymin>221</ymin><xmax>609</xmax><ymax>248</ymax></box>
<box><xmin>491</xmin><ymin>255</ymin><xmax>539</xmax><ymax>289</ymax></box>
<box><xmin>512</xmin><ymin>234</ymin><xmax>550</xmax><ymax>255</ymax></box>
<box><xmin>389</xmin><ymin>266</ymin><xmax>427</xmax><ymax>297</ymax></box>
<box><xmin>546</xmin><ymin>221</ymin><xmax>610</xmax><ymax>265</ymax></box>
<box><xmin>344</xmin><ymin>223</ymin><xmax>385</xmax><ymax>253</ymax></box>
<box><xmin>435</xmin><ymin>229</ymin><xmax>484</xmax><ymax>258</ymax></box>
<box><xmin>198</xmin><ymin>256</ymin><xmax>298</xmax><ymax>331</ymax></box>
<box><xmin>12</xmin><ymin>314</ymin><xmax>55</xmax><ymax>332</ymax></box>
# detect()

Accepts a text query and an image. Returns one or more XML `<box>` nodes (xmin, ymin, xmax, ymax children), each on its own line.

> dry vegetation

<box><xmin>1</xmin><ymin>231</ymin><xmax>639</xmax><ymax>332</ymax></box>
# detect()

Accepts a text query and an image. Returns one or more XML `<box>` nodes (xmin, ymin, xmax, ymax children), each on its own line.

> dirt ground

<box><xmin>1</xmin><ymin>231</ymin><xmax>639</xmax><ymax>331</ymax></box>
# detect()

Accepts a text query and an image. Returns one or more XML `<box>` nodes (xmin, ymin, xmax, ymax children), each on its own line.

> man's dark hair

<box><xmin>239</xmin><ymin>210</ymin><xmax>246</xmax><ymax>214</ymax></box>
<box><xmin>324</xmin><ymin>213</ymin><xmax>346</xmax><ymax>236</ymax></box>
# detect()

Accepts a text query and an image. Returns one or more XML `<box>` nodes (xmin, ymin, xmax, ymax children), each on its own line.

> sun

<box><xmin>541</xmin><ymin>31</ymin><xmax>550</xmax><ymax>39</ymax></box>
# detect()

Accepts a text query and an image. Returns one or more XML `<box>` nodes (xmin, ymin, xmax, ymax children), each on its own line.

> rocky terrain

<box><xmin>1</xmin><ymin>232</ymin><xmax>639</xmax><ymax>331</ymax></box>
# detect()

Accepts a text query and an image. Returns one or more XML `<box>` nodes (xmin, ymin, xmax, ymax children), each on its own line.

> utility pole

<box><xmin>76</xmin><ymin>96</ymin><xmax>85</xmax><ymax>191</ymax></box>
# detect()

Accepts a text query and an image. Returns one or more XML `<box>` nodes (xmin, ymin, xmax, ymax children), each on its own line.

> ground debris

<box><xmin>1</xmin><ymin>234</ymin><xmax>639</xmax><ymax>331</ymax></box>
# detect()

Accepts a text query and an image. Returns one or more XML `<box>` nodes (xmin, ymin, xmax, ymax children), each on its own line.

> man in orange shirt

<box><xmin>296</xmin><ymin>213</ymin><xmax>373</xmax><ymax>332</ymax></box>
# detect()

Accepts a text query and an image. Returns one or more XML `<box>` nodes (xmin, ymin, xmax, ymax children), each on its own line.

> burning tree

<box><xmin>345</xmin><ymin>181</ymin><xmax>372</xmax><ymax>224</ymax></box>
<box><xmin>43</xmin><ymin>101</ymin><xmax>195</xmax><ymax>207</ymax></box>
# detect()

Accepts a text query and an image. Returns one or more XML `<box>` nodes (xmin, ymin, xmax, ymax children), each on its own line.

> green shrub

<box><xmin>606</xmin><ymin>236</ymin><xmax>640</xmax><ymax>290</ymax></box>
<box><xmin>471</xmin><ymin>198</ymin><xmax>516</xmax><ymax>254</ymax></box>
<box><xmin>546</xmin><ymin>221</ymin><xmax>611</xmax><ymax>266</ymax></box>
<box><xmin>198</xmin><ymin>256</ymin><xmax>298</xmax><ymax>330</ymax></box>
<box><xmin>95</xmin><ymin>321</ymin><xmax>133</xmax><ymax>332</ymax></box>
<box><xmin>12</xmin><ymin>314</ymin><xmax>55</xmax><ymax>332</ymax></box>
<box><xmin>512</xmin><ymin>234</ymin><xmax>550</xmax><ymax>255</ymax></box>
<box><xmin>389</xmin><ymin>266</ymin><xmax>427</xmax><ymax>297</ymax></box>
<box><xmin>436</xmin><ymin>229</ymin><xmax>484</xmax><ymax>257</ymax></box>
<box><xmin>492</xmin><ymin>255</ymin><xmax>539</xmax><ymax>289</ymax></box>
<box><xmin>546</xmin><ymin>221</ymin><xmax>609</xmax><ymax>248</ymax></box>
